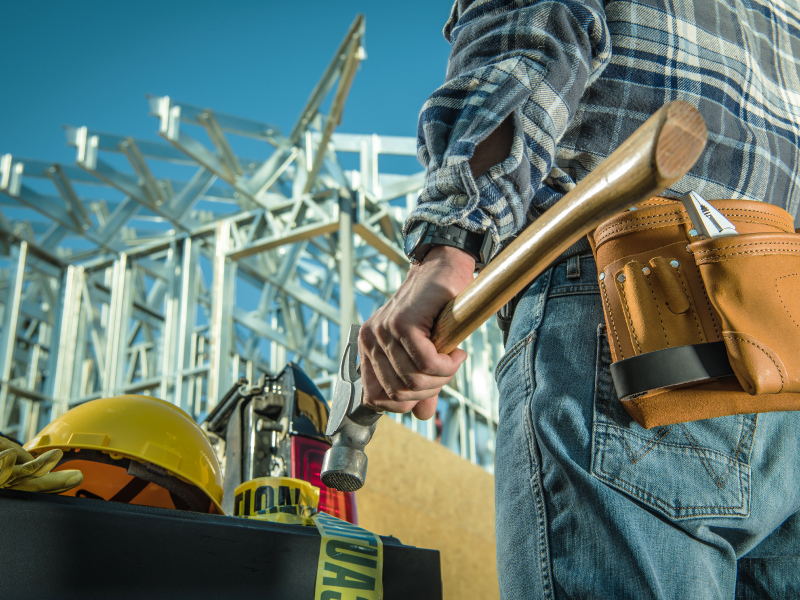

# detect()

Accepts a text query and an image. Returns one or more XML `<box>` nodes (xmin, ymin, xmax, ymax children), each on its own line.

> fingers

<box><xmin>364</xmin><ymin>326</ymin><xmax>453</xmax><ymax>400</ymax></box>
<box><xmin>0</xmin><ymin>435</ymin><xmax>33</xmax><ymax>463</ymax></box>
<box><xmin>411</xmin><ymin>396</ymin><xmax>438</xmax><ymax>421</ymax></box>
<box><xmin>10</xmin><ymin>469</ymin><xmax>84</xmax><ymax>494</ymax></box>
<box><xmin>361</xmin><ymin>354</ymin><xmax>427</xmax><ymax>414</ymax></box>
<box><xmin>360</xmin><ymin>329</ymin><xmax>465</xmax><ymax>419</ymax></box>
<box><xmin>0</xmin><ymin>438</ymin><xmax>83</xmax><ymax>494</ymax></box>
<box><xmin>379</xmin><ymin>317</ymin><xmax>464</xmax><ymax>381</ymax></box>
<box><xmin>9</xmin><ymin>448</ymin><xmax>63</xmax><ymax>482</ymax></box>
<box><xmin>362</xmin><ymin>323</ymin><xmax>465</xmax><ymax>399</ymax></box>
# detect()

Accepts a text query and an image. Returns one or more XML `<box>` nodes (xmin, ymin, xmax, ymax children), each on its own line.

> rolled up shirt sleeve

<box><xmin>407</xmin><ymin>0</ymin><xmax>612</xmax><ymax>254</ymax></box>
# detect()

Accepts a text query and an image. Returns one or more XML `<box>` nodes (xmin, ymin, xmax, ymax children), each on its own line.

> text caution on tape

<box><xmin>313</xmin><ymin>511</ymin><xmax>383</xmax><ymax>600</ymax></box>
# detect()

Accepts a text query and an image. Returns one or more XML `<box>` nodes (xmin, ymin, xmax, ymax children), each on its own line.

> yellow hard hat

<box><xmin>25</xmin><ymin>395</ymin><xmax>224</xmax><ymax>514</ymax></box>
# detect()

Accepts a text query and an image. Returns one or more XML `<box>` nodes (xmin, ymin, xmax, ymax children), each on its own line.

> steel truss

<box><xmin>0</xmin><ymin>16</ymin><xmax>502</xmax><ymax>471</ymax></box>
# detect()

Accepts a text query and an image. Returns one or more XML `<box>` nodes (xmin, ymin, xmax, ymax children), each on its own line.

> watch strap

<box><xmin>407</xmin><ymin>223</ymin><xmax>493</xmax><ymax>269</ymax></box>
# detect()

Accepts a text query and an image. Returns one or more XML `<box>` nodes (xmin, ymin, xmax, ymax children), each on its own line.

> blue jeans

<box><xmin>494</xmin><ymin>254</ymin><xmax>800</xmax><ymax>599</ymax></box>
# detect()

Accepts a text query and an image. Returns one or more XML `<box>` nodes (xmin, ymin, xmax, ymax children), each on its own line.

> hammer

<box><xmin>321</xmin><ymin>100</ymin><xmax>708</xmax><ymax>492</ymax></box>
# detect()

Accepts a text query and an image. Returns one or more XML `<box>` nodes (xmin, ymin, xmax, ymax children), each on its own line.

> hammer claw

<box><xmin>325</xmin><ymin>325</ymin><xmax>361</xmax><ymax>436</ymax></box>
<box><xmin>322</xmin><ymin>324</ymin><xmax>383</xmax><ymax>491</ymax></box>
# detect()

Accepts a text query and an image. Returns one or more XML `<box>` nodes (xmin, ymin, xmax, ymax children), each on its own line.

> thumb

<box><xmin>449</xmin><ymin>348</ymin><xmax>468</xmax><ymax>367</ymax></box>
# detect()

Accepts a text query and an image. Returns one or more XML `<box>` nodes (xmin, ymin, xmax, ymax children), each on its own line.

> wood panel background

<box><xmin>355</xmin><ymin>417</ymin><xmax>498</xmax><ymax>600</ymax></box>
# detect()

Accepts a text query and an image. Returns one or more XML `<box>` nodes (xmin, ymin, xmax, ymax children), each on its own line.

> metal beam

<box><xmin>0</xmin><ymin>15</ymin><xmax>501</xmax><ymax>472</ymax></box>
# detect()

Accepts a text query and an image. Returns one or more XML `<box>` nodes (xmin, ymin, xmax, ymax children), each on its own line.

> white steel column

<box><xmin>176</xmin><ymin>238</ymin><xmax>200</xmax><ymax>409</ymax></box>
<box><xmin>0</xmin><ymin>242</ymin><xmax>27</xmax><ymax>429</ymax></box>
<box><xmin>48</xmin><ymin>264</ymin><xmax>83</xmax><ymax>420</ymax></box>
<box><xmin>208</xmin><ymin>220</ymin><xmax>235</xmax><ymax>411</ymax></box>
<box><xmin>101</xmin><ymin>254</ymin><xmax>131</xmax><ymax>397</ymax></box>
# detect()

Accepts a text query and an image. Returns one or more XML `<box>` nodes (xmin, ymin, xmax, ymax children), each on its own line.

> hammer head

<box><xmin>321</xmin><ymin>325</ymin><xmax>382</xmax><ymax>492</ymax></box>
<box><xmin>321</xmin><ymin>411</ymin><xmax>379</xmax><ymax>491</ymax></box>
<box><xmin>320</xmin><ymin>447</ymin><xmax>366</xmax><ymax>492</ymax></box>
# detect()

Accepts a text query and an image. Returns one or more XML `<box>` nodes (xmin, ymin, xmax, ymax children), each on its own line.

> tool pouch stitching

<box><xmin>722</xmin><ymin>333</ymin><xmax>785</xmax><ymax>393</ymax></box>
<box><xmin>616</xmin><ymin>280</ymin><xmax>642</xmax><ymax>354</ymax></box>
<box><xmin>590</xmin><ymin>198</ymin><xmax>800</xmax><ymax>427</ymax></box>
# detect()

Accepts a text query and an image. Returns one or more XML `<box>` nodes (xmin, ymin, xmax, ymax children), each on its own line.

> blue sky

<box><xmin>0</xmin><ymin>0</ymin><xmax>453</xmax><ymax>167</ymax></box>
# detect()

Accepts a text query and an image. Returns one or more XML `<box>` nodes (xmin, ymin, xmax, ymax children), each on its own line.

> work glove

<box><xmin>0</xmin><ymin>436</ymin><xmax>83</xmax><ymax>494</ymax></box>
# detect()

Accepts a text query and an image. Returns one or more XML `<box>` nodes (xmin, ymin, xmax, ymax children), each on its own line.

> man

<box><xmin>360</xmin><ymin>1</ymin><xmax>800</xmax><ymax>598</ymax></box>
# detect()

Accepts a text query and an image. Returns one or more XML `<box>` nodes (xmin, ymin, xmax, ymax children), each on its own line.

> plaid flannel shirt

<box><xmin>408</xmin><ymin>0</ymin><xmax>800</xmax><ymax>259</ymax></box>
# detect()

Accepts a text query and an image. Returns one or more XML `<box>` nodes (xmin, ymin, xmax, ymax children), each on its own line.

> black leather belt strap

<box><xmin>610</xmin><ymin>341</ymin><xmax>735</xmax><ymax>400</ymax></box>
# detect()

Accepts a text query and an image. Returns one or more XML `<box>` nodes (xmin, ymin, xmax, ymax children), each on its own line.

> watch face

<box><xmin>404</xmin><ymin>222</ymin><xmax>427</xmax><ymax>258</ymax></box>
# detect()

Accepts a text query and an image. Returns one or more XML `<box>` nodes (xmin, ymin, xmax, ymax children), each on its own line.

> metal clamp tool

<box><xmin>680</xmin><ymin>190</ymin><xmax>738</xmax><ymax>238</ymax></box>
<box><xmin>321</xmin><ymin>324</ymin><xmax>382</xmax><ymax>492</ymax></box>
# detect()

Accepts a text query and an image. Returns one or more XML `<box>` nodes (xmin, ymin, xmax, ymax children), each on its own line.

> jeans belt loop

<box><xmin>567</xmin><ymin>254</ymin><xmax>581</xmax><ymax>280</ymax></box>
<box><xmin>497</xmin><ymin>283</ymin><xmax>532</xmax><ymax>345</ymax></box>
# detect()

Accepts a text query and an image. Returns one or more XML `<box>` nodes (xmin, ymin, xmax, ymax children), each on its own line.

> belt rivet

<box><xmin>642</xmin><ymin>267</ymin><xmax>651</xmax><ymax>276</ymax></box>
<box><xmin>599</xmin><ymin>273</ymin><xmax>605</xmax><ymax>281</ymax></box>
<box><xmin>617</xmin><ymin>273</ymin><xmax>626</xmax><ymax>283</ymax></box>
<box><xmin>670</xmin><ymin>260</ymin><xmax>680</xmax><ymax>268</ymax></box>
<box><xmin>689</xmin><ymin>229</ymin><xmax>698</xmax><ymax>237</ymax></box>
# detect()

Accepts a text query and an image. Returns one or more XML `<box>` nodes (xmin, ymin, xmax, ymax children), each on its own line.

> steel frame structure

<box><xmin>0</xmin><ymin>16</ymin><xmax>503</xmax><ymax>471</ymax></box>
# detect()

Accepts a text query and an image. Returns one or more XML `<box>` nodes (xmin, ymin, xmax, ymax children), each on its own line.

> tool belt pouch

<box><xmin>590</xmin><ymin>198</ymin><xmax>800</xmax><ymax>428</ymax></box>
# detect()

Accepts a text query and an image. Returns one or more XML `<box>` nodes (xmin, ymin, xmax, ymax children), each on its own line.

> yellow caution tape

<box><xmin>233</xmin><ymin>476</ymin><xmax>320</xmax><ymax>526</ymax></box>
<box><xmin>233</xmin><ymin>476</ymin><xmax>384</xmax><ymax>598</ymax></box>
<box><xmin>312</xmin><ymin>511</ymin><xmax>383</xmax><ymax>600</ymax></box>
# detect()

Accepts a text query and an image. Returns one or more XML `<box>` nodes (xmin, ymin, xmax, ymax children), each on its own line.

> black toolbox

<box><xmin>0</xmin><ymin>488</ymin><xmax>442</xmax><ymax>599</ymax></box>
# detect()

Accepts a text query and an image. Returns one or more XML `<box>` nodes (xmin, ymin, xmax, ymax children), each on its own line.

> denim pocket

<box><xmin>591</xmin><ymin>324</ymin><xmax>757</xmax><ymax>520</ymax></box>
<box><xmin>495</xmin><ymin>331</ymin><xmax>536</xmax><ymax>383</ymax></box>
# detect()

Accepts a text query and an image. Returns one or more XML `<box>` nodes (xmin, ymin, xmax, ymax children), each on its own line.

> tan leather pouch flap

<box><xmin>692</xmin><ymin>232</ymin><xmax>800</xmax><ymax>395</ymax></box>
<box><xmin>590</xmin><ymin>198</ymin><xmax>800</xmax><ymax>428</ymax></box>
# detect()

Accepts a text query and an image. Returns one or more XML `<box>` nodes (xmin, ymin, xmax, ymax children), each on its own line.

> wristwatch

<box><xmin>404</xmin><ymin>222</ymin><xmax>494</xmax><ymax>270</ymax></box>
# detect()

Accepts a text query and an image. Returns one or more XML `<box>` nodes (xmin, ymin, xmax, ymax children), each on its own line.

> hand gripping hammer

<box><xmin>321</xmin><ymin>101</ymin><xmax>708</xmax><ymax>492</ymax></box>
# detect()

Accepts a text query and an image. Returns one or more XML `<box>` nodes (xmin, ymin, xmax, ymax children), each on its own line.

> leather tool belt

<box><xmin>589</xmin><ymin>197</ymin><xmax>800</xmax><ymax>428</ymax></box>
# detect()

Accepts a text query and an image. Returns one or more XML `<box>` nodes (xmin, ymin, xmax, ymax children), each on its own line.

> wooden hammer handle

<box><xmin>430</xmin><ymin>100</ymin><xmax>708</xmax><ymax>353</ymax></box>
